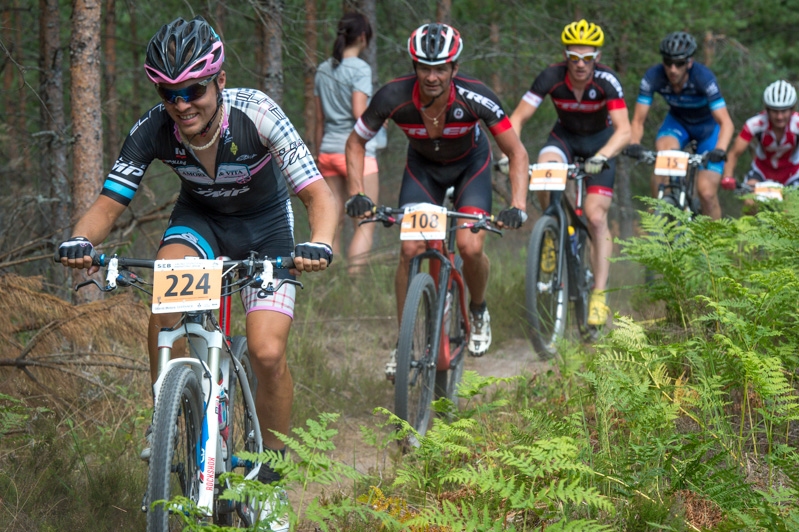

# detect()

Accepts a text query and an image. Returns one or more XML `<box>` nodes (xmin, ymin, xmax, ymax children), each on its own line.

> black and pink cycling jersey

<box><xmin>522</xmin><ymin>62</ymin><xmax>626</xmax><ymax>136</ymax></box>
<box><xmin>353</xmin><ymin>73</ymin><xmax>512</xmax><ymax>163</ymax></box>
<box><xmin>101</xmin><ymin>87</ymin><xmax>321</xmax><ymax>215</ymax></box>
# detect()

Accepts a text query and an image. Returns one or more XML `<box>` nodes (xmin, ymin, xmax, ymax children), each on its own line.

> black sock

<box><xmin>257</xmin><ymin>447</ymin><xmax>286</xmax><ymax>484</ymax></box>
<box><xmin>469</xmin><ymin>300</ymin><xmax>487</xmax><ymax>314</ymax></box>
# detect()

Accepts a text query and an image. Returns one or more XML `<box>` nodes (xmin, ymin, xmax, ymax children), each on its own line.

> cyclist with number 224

<box><xmin>627</xmin><ymin>31</ymin><xmax>735</xmax><ymax>220</ymax></box>
<box><xmin>56</xmin><ymin>16</ymin><xmax>336</xmax><ymax>530</ymax></box>
<box><xmin>345</xmin><ymin>23</ymin><xmax>529</xmax><ymax>366</ymax></box>
<box><xmin>504</xmin><ymin>20</ymin><xmax>631</xmax><ymax>327</ymax></box>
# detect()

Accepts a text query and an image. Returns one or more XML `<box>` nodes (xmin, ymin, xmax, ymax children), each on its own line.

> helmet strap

<box><xmin>193</xmin><ymin>84</ymin><xmax>223</xmax><ymax>139</ymax></box>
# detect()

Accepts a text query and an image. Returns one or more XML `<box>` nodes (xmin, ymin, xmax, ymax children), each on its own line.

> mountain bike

<box><xmin>62</xmin><ymin>251</ymin><xmax>300</xmax><ymax>531</ymax></box>
<box><xmin>721</xmin><ymin>176</ymin><xmax>785</xmax><ymax>203</ymax></box>
<box><xmin>525</xmin><ymin>159</ymin><xmax>599</xmax><ymax>359</ymax></box>
<box><xmin>363</xmin><ymin>203</ymin><xmax>500</xmax><ymax>445</ymax></box>
<box><xmin>624</xmin><ymin>147</ymin><xmax>706</xmax><ymax>219</ymax></box>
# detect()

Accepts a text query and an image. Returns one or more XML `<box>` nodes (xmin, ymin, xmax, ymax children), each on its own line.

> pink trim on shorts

<box><xmin>242</xmin><ymin>283</ymin><xmax>295</xmax><ymax>319</ymax></box>
<box><xmin>318</xmin><ymin>152</ymin><xmax>378</xmax><ymax>178</ymax></box>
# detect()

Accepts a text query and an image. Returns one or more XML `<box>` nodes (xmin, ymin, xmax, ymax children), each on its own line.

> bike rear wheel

<box><xmin>526</xmin><ymin>215</ymin><xmax>569</xmax><ymax>359</ymax></box>
<box><xmin>146</xmin><ymin>366</ymin><xmax>204</xmax><ymax>532</ymax></box>
<box><xmin>219</xmin><ymin>335</ymin><xmax>257</xmax><ymax>526</ymax></box>
<box><xmin>395</xmin><ymin>272</ymin><xmax>437</xmax><ymax>442</ymax></box>
<box><xmin>437</xmin><ymin>255</ymin><xmax>467</xmax><ymax>407</ymax></box>
<box><xmin>570</xmin><ymin>227</ymin><xmax>598</xmax><ymax>342</ymax></box>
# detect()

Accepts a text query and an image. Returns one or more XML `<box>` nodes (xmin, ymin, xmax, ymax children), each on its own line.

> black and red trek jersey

<box><xmin>354</xmin><ymin>73</ymin><xmax>512</xmax><ymax>163</ymax></box>
<box><xmin>522</xmin><ymin>62</ymin><xmax>626</xmax><ymax>136</ymax></box>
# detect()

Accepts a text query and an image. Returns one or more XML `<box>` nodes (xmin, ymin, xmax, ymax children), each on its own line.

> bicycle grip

<box><xmin>276</xmin><ymin>256</ymin><xmax>295</xmax><ymax>269</ymax></box>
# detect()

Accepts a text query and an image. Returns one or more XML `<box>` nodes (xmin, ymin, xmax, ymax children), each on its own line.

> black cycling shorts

<box><xmin>540</xmin><ymin>121</ymin><xmax>616</xmax><ymax>197</ymax></box>
<box><xmin>399</xmin><ymin>132</ymin><xmax>493</xmax><ymax>213</ymax></box>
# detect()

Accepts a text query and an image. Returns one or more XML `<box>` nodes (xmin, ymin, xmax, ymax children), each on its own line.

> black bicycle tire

<box><xmin>440</xmin><ymin>255</ymin><xmax>466</xmax><ymax>406</ymax></box>
<box><xmin>146</xmin><ymin>366</ymin><xmax>204</xmax><ymax>532</ymax></box>
<box><xmin>395</xmin><ymin>272</ymin><xmax>437</xmax><ymax>440</ymax></box>
<box><xmin>571</xmin><ymin>227</ymin><xmax>598</xmax><ymax>342</ymax></box>
<box><xmin>218</xmin><ymin>335</ymin><xmax>257</xmax><ymax>526</ymax></box>
<box><xmin>526</xmin><ymin>215</ymin><xmax>569</xmax><ymax>359</ymax></box>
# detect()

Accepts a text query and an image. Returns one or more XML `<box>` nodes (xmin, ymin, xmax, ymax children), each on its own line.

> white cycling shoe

<box><xmin>468</xmin><ymin>307</ymin><xmax>492</xmax><ymax>356</ymax></box>
<box><xmin>385</xmin><ymin>348</ymin><xmax>397</xmax><ymax>382</ymax></box>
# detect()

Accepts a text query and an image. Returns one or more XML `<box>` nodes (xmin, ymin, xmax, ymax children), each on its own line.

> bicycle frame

<box><xmin>405</xmin><ymin>215</ymin><xmax>470</xmax><ymax>373</ymax></box>
<box><xmin>658</xmin><ymin>163</ymin><xmax>700</xmax><ymax>214</ymax></box>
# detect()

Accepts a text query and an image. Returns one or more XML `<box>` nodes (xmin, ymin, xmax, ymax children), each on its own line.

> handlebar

<box><xmin>622</xmin><ymin>147</ymin><xmax>706</xmax><ymax>166</ymax></box>
<box><xmin>58</xmin><ymin>250</ymin><xmax>300</xmax><ymax>298</ymax></box>
<box><xmin>360</xmin><ymin>205</ymin><xmax>503</xmax><ymax>235</ymax></box>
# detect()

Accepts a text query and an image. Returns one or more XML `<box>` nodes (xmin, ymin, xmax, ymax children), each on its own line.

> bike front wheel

<box><xmin>395</xmin><ymin>272</ymin><xmax>438</xmax><ymax>442</ymax></box>
<box><xmin>146</xmin><ymin>366</ymin><xmax>204</xmax><ymax>532</ymax></box>
<box><xmin>526</xmin><ymin>215</ymin><xmax>569</xmax><ymax>359</ymax></box>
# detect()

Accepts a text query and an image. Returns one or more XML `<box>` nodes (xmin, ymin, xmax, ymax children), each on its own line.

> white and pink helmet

<box><xmin>144</xmin><ymin>16</ymin><xmax>224</xmax><ymax>85</ymax></box>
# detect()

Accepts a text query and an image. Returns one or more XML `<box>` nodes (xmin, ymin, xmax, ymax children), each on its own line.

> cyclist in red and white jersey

<box><xmin>723</xmin><ymin>80</ymin><xmax>799</xmax><ymax>191</ymax></box>
<box><xmin>345</xmin><ymin>23</ymin><xmax>529</xmax><ymax>363</ymax></box>
<box><xmin>505</xmin><ymin>19</ymin><xmax>631</xmax><ymax>327</ymax></box>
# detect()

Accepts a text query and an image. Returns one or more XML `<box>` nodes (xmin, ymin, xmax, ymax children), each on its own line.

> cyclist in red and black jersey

<box><xmin>345</xmin><ymin>23</ymin><xmax>529</xmax><ymax>363</ymax></box>
<box><xmin>505</xmin><ymin>19</ymin><xmax>631</xmax><ymax>327</ymax></box>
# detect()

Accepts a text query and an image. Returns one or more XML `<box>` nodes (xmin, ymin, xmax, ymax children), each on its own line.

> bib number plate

<box><xmin>401</xmin><ymin>203</ymin><xmax>447</xmax><ymax>241</ymax></box>
<box><xmin>152</xmin><ymin>258</ymin><xmax>222</xmax><ymax>313</ymax></box>
<box><xmin>754</xmin><ymin>181</ymin><xmax>784</xmax><ymax>202</ymax></box>
<box><xmin>529</xmin><ymin>163</ymin><xmax>568</xmax><ymax>191</ymax></box>
<box><xmin>654</xmin><ymin>150</ymin><xmax>690</xmax><ymax>176</ymax></box>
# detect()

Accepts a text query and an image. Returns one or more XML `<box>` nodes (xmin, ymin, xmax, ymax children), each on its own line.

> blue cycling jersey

<box><xmin>636</xmin><ymin>62</ymin><xmax>726</xmax><ymax>126</ymax></box>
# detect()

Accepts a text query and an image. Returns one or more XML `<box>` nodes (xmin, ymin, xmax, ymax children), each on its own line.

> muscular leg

<box><xmin>696</xmin><ymin>169</ymin><xmax>722</xmax><ymax>219</ymax></box>
<box><xmin>584</xmin><ymin>193</ymin><xmax>613</xmax><ymax>292</ymax></box>
<box><xmin>147</xmin><ymin>243</ymin><xmax>197</xmax><ymax>383</ymax></box>
<box><xmin>324</xmin><ymin>174</ymin><xmax>348</xmax><ymax>258</ymax></box>
<box><xmin>347</xmin><ymin>171</ymin><xmax>378</xmax><ymax>275</ymax></box>
<box><xmin>395</xmin><ymin>239</ymin><xmax>427</xmax><ymax>325</ymax></box>
<box><xmin>246</xmin><ymin>310</ymin><xmax>293</xmax><ymax>451</ymax></box>
<box><xmin>455</xmin><ymin>229</ymin><xmax>489</xmax><ymax>307</ymax></box>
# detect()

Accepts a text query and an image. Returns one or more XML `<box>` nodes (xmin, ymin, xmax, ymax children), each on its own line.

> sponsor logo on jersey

<box><xmin>553</xmin><ymin>99</ymin><xmax>606</xmax><ymax>112</ymax></box>
<box><xmin>235</xmin><ymin>89</ymin><xmax>267</xmax><ymax>105</ymax></box>
<box><xmin>215</xmin><ymin>164</ymin><xmax>252</xmax><ymax>184</ymax></box>
<box><xmin>454</xmin><ymin>108</ymin><xmax>464</xmax><ymax>119</ymax></box>
<box><xmin>175</xmin><ymin>166</ymin><xmax>214</xmax><ymax>184</ymax></box>
<box><xmin>195</xmin><ymin>186</ymin><xmax>251</xmax><ymax>198</ymax></box>
<box><xmin>168</xmin><ymin>232</ymin><xmax>200</xmax><ymax>246</ymax></box>
<box><xmin>399</xmin><ymin>125</ymin><xmax>430</xmax><ymax>138</ymax></box>
<box><xmin>162</xmin><ymin>159</ymin><xmax>187</xmax><ymax>166</ymax></box>
<box><xmin>175</xmin><ymin>148</ymin><xmax>186</xmax><ymax>159</ymax></box>
<box><xmin>110</xmin><ymin>159</ymin><xmax>146</xmax><ymax>177</ymax></box>
<box><xmin>277</xmin><ymin>140</ymin><xmax>309</xmax><ymax>170</ymax></box>
<box><xmin>455</xmin><ymin>86</ymin><xmax>505</xmax><ymax>119</ymax></box>
<box><xmin>640</xmin><ymin>78</ymin><xmax>651</xmax><ymax>92</ymax></box>
<box><xmin>706</xmin><ymin>81</ymin><xmax>720</xmax><ymax>96</ymax></box>
<box><xmin>594</xmin><ymin>70</ymin><xmax>623</xmax><ymax>97</ymax></box>
<box><xmin>236</xmin><ymin>153</ymin><xmax>258</xmax><ymax>162</ymax></box>
<box><xmin>230</xmin><ymin>142</ymin><xmax>238</xmax><ymax>156</ymax></box>
<box><xmin>589</xmin><ymin>88</ymin><xmax>597</xmax><ymax>99</ymax></box>
<box><xmin>269</xmin><ymin>104</ymin><xmax>287</xmax><ymax>122</ymax></box>
<box><xmin>128</xmin><ymin>109</ymin><xmax>155</xmax><ymax>136</ymax></box>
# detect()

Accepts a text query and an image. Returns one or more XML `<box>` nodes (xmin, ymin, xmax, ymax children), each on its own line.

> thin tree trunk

<box><xmin>303</xmin><ymin>0</ymin><xmax>318</xmax><ymax>154</ymax></box>
<box><xmin>255</xmin><ymin>0</ymin><xmax>284</xmax><ymax>106</ymax></box>
<box><xmin>490</xmin><ymin>23</ymin><xmax>501</xmax><ymax>97</ymax></box>
<box><xmin>2</xmin><ymin>6</ymin><xmax>19</xmax><ymax>171</ymax></box>
<box><xmin>127</xmin><ymin>4</ymin><xmax>141</xmax><ymax>120</ymax></box>
<box><xmin>436</xmin><ymin>0</ymin><xmax>451</xmax><ymax>23</ymax></box>
<box><xmin>103</xmin><ymin>0</ymin><xmax>120</xmax><ymax>161</ymax></box>
<box><xmin>72</xmin><ymin>0</ymin><xmax>104</xmax><ymax>302</ymax></box>
<box><xmin>359</xmin><ymin>0</ymin><xmax>378</xmax><ymax>89</ymax></box>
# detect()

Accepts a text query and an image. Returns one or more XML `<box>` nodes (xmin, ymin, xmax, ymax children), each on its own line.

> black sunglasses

<box><xmin>157</xmin><ymin>74</ymin><xmax>218</xmax><ymax>104</ymax></box>
<box><xmin>663</xmin><ymin>58</ymin><xmax>688</xmax><ymax>68</ymax></box>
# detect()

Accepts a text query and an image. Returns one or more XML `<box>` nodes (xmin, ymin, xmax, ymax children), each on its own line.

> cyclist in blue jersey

<box><xmin>627</xmin><ymin>31</ymin><xmax>734</xmax><ymax>220</ymax></box>
<box><xmin>56</xmin><ymin>17</ymin><xmax>336</xmax><ymax>529</ymax></box>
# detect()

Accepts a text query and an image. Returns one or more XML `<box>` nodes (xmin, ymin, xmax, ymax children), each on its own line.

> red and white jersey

<box><xmin>739</xmin><ymin>111</ymin><xmax>799</xmax><ymax>185</ymax></box>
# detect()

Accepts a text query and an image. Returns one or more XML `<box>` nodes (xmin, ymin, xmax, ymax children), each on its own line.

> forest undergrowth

<box><xmin>3</xmin><ymin>193</ymin><xmax>799</xmax><ymax>531</ymax></box>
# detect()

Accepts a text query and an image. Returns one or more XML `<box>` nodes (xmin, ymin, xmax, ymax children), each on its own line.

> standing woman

<box><xmin>314</xmin><ymin>12</ymin><xmax>381</xmax><ymax>274</ymax></box>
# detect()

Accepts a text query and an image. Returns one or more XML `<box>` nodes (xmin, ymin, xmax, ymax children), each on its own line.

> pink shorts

<box><xmin>318</xmin><ymin>152</ymin><xmax>378</xmax><ymax>178</ymax></box>
<box><xmin>242</xmin><ymin>283</ymin><xmax>295</xmax><ymax>319</ymax></box>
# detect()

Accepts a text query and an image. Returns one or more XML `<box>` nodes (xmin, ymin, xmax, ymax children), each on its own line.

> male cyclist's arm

<box><xmin>509</xmin><ymin>99</ymin><xmax>538</xmax><ymax>139</ymax></box>
<box><xmin>629</xmin><ymin>102</ymin><xmax>651</xmax><ymax>145</ymax></box>
<box><xmin>598</xmin><ymin>107</ymin><xmax>632</xmax><ymax>159</ymax></box>
<box><xmin>712</xmin><ymin>106</ymin><xmax>735</xmax><ymax>151</ymax></box>
<box><xmin>722</xmin><ymin>134</ymin><xmax>749</xmax><ymax>178</ymax></box>
<box><xmin>345</xmin><ymin>130</ymin><xmax>368</xmax><ymax>196</ymax></box>
<box><xmin>493</xmin><ymin>128</ymin><xmax>530</xmax><ymax>211</ymax></box>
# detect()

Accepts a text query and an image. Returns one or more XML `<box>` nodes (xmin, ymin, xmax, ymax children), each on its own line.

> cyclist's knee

<box><xmin>400</xmin><ymin>240</ymin><xmax>425</xmax><ymax>261</ymax></box>
<box><xmin>249</xmin><ymin>343</ymin><xmax>288</xmax><ymax>377</ymax></box>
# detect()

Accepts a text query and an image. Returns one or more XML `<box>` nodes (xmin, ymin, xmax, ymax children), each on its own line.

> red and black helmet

<box><xmin>407</xmin><ymin>23</ymin><xmax>463</xmax><ymax>66</ymax></box>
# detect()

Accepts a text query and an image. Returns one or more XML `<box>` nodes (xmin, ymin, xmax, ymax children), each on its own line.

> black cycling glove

<box><xmin>344</xmin><ymin>193</ymin><xmax>375</xmax><ymax>217</ymax></box>
<box><xmin>57</xmin><ymin>236</ymin><xmax>96</xmax><ymax>261</ymax></box>
<box><xmin>624</xmin><ymin>143</ymin><xmax>644</xmax><ymax>160</ymax></box>
<box><xmin>497</xmin><ymin>207</ymin><xmax>528</xmax><ymax>229</ymax></box>
<box><xmin>294</xmin><ymin>242</ymin><xmax>333</xmax><ymax>265</ymax></box>
<box><xmin>706</xmin><ymin>148</ymin><xmax>727</xmax><ymax>164</ymax></box>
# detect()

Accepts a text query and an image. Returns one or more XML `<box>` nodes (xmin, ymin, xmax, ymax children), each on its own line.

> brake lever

<box><xmin>256</xmin><ymin>278</ymin><xmax>304</xmax><ymax>298</ymax></box>
<box><xmin>75</xmin><ymin>279</ymin><xmax>114</xmax><ymax>292</ymax></box>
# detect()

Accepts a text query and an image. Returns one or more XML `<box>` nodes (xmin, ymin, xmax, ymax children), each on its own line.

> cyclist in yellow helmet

<box><xmin>501</xmin><ymin>19</ymin><xmax>630</xmax><ymax>326</ymax></box>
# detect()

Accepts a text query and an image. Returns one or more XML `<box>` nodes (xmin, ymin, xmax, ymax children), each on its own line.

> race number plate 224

<box><xmin>152</xmin><ymin>258</ymin><xmax>222</xmax><ymax>314</ymax></box>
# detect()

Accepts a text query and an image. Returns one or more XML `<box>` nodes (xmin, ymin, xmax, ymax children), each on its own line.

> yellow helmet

<box><xmin>561</xmin><ymin>20</ymin><xmax>604</xmax><ymax>47</ymax></box>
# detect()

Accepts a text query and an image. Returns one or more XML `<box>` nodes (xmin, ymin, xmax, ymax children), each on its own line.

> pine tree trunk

<box><xmin>256</xmin><ymin>0</ymin><xmax>284</xmax><ymax>106</ymax></box>
<box><xmin>303</xmin><ymin>0</ymin><xmax>318</xmax><ymax>154</ymax></box>
<box><xmin>436</xmin><ymin>0</ymin><xmax>452</xmax><ymax>23</ymax></box>
<box><xmin>103</xmin><ymin>0</ymin><xmax>120</xmax><ymax>162</ymax></box>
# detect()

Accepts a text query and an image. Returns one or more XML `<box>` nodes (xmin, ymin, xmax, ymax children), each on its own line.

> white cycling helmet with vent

<box><xmin>763</xmin><ymin>80</ymin><xmax>797</xmax><ymax>110</ymax></box>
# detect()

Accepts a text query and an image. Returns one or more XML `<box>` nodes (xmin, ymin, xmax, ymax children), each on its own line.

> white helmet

<box><xmin>763</xmin><ymin>80</ymin><xmax>797</xmax><ymax>110</ymax></box>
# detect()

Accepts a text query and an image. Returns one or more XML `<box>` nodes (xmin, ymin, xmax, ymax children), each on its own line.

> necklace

<box><xmin>421</xmin><ymin>104</ymin><xmax>446</xmax><ymax>127</ymax></box>
<box><xmin>183</xmin><ymin>111</ymin><xmax>223</xmax><ymax>151</ymax></box>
